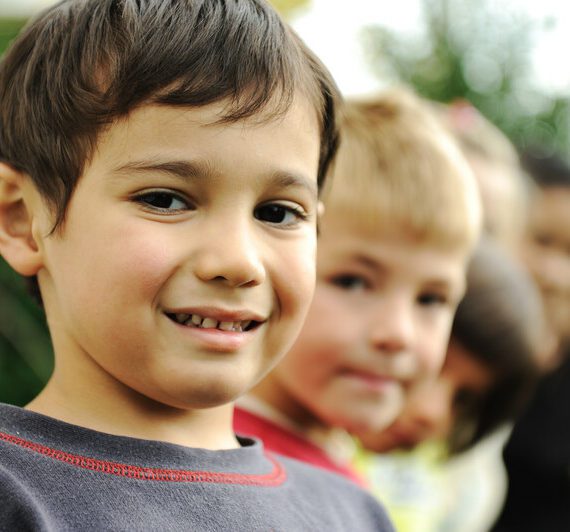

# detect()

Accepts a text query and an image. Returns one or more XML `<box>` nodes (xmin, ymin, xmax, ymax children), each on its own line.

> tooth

<box><xmin>176</xmin><ymin>313</ymin><xmax>189</xmax><ymax>324</ymax></box>
<box><xmin>191</xmin><ymin>314</ymin><xmax>202</xmax><ymax>326</ymax></box>
<box><xmin>233</xmin><ymin>321</ymin><xmax>242</xmax><ymax>332</ymax></box>
<box><xmin>201</xmin><ymin>318</ymin><xmax>218</xmax><ymax>329</ymax></box>
<box><xmin>219</xmin><ymin>321</ymin><xmax>234</xmax><ymax>331</ymax></box>
<box><xmin>242</xmin><ymin>320</ymin><xmax>251</xmax><ymax>330</ymax></box>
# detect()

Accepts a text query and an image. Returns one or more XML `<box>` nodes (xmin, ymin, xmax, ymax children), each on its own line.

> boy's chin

<box><xmin>137</xmin><ymin>382</ymin><xmax>249</xmax><ymax>411</ymax></box>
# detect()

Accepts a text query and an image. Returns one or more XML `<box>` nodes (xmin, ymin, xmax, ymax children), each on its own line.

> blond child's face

<box><xmin>265</xmin><ymin>215</ymin><xmax>467</xmax><ymax>434</ymax></box>
<box><xmin>30</xmin><ymin>99</ymin><xmax>320</xmax><ymax>410</ymax></box>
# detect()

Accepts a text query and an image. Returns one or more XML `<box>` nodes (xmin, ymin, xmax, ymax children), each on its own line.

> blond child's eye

<box><xmin>254</xmin><ymin>203</ymin><xmax>307</xmax><ymax>226</ymax></box>
<box><xmin>133</xmin><ymin>190</ymin><xmax>191</xmax><ymax>212</ymax></box>
<box><xmin>330</xmin><ymin>275</ymin><xmax>369</xmax><ymax>292</ymax></box>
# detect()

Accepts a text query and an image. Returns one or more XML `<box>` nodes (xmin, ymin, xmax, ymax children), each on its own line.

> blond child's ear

<box><xmin>0</xmin><ymin>162</ymin><xmax>43</xmax><ymax>276</ymax></box>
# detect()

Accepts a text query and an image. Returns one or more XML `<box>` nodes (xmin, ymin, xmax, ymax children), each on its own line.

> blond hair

<box><xmin>325</xmin><ymin>88</ymin><xmax>481</xmax><ymax>251</ymax></box>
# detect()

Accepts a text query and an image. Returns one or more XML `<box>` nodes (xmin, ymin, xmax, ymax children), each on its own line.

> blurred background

<box><xmin>0</xmin><ymin>0</ymin><xmax>568</xmax><ymax>405</ymax></box>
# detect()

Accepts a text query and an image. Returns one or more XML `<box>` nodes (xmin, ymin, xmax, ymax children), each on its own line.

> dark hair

<box><xmin>0</xmin><ymin>0</ymin><xmax>340</xmax><ymax>232</ymax></box>
<box><xmin>447</xmin><ymin>238</ymin><xmax>541</xmax><ymax>453</ymax></box>
<box><xmin>521</xmin><ymin>149</ymin><xmax>570</xmax><ymax>189</ymax></box>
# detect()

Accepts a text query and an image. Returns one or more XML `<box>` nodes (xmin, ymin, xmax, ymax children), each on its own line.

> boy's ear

<box><xmin>316</xmin><ymin>201</ymin><xmax>325</xmax><ymax>236</ymax></box>
<box><xmin>0</xmin><ymin>162</ymin><xmax>43</xmax><ymax>276</ymax></box>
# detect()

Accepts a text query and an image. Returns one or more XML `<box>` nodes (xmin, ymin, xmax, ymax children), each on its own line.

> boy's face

<box><xmin>522</xmin><ymin>186</ymin><xmax>570</xmax><ymax>339</ymax></box>
<box><xmin>263</xmin><ymin>214</ymin><xmax>467</xmax><ymax>434</ymax></box>
<box><xmin>33</xmin><ymin>99</ymin><xmax>320</xmax><ymax>410</ymax></box>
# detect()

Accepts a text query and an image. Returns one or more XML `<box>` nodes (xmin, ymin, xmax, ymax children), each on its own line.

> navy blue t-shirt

<box><xmin>0</xmin><ymin>403</ymin><xmax>393</xmax><ymax>531</ymax></box>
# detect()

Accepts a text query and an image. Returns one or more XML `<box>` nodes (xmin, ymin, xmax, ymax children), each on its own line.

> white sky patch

<box><xmin>291</xmin><ymin>0</ymin><xmax>425</xmax><ymax>96</ymax></box>
<box><xmin>291</xmin><ymin>0</ymin><xmax>570</xmax><ymax>97</ymax></box>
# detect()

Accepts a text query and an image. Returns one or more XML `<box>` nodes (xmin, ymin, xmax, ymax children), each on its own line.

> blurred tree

<box><xmin>0</xmin><ymin>17</ymin><xmax>53</xmax><ymax>406</ymax></box>
<box><xmin>363</xmin><ymin>0</ymin><xmax>570</xmax><ymax>156</ymax></box>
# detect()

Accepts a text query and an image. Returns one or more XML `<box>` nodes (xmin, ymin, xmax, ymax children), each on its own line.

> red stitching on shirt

<box><xmin>0</xmin><ymin>431</ymin><xmax>286</xmax><ymax>486</ymax></box>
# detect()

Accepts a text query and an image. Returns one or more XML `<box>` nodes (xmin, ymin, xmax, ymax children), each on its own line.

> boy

<box><xmin>0</xmin><ymin>1</ymin><xmax>394</xmax><ymax>530</ymax></box>
<box><xmin>235</xmin><ymin>88</ymin><xmax>482</xmax><ymax>481</ymax></box>
<box><xmin>358</xmin><ymin>238</ymin><xmax>542</xmax><ymax>532</ymax></box>
<box><xmin>492</xmin><ymin>151</ymin><xmax>570</xmax><ymax>532</ymax></box>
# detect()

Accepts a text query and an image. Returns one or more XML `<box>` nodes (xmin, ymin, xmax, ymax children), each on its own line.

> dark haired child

<box><xmin>358</xmin><ymin>239</ymin><xmax>542</xmax><ymax>531</ymax></box>
<box><xmin>492</xmin><ymin>151</ymin><xmax>570</xmax><ymax>532</ymax></box>
<box><xmin>0</xmin><ymin>1</ymin><xmax>393</xmax><ymax>529</ymax></box>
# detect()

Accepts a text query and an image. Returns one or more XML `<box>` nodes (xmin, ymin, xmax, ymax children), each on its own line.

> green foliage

<box><xmin>363</xmin><ymin>0</ymin><xmax>569</xmax><ymax>156</ymax></box>
<box><xmin>0</xmin><ymin>18</ymin><xmax>53</xmax><ymax>406</ymax></box>
<box><xmin>0</xmin><ymin>18</ymin><xmax>25</xmax><ymax>54</ymax></box>
<box><xmin>0</xmin><ymin>260</ymin><xmax>52</xmax><ymax>405</ymax></box>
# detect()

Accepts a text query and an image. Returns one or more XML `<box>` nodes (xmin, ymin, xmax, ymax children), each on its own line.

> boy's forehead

<box><xmin>85</xmin><ymin>101</ymin><xmax>321</xmax><ymax>191</ymax></box>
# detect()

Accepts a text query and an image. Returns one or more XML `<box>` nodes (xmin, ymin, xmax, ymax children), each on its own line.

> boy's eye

<box><xmin>418</xmin><ymin>292</ymin><xmax>447</xmax><ymax>306</ymax></box>
<box><xmin>330</xmin><ymin>274</ymin><xmax>369</xmax><ymax>292</ymax></box>
<box><xmin>133</xmin><ymin>190</ymin><xmax>190</xmax><ymax>212</ymax></box>
<box><xmin>254</xmin><ymin>203</ymin><xmax>307</xmax><ymax>227</ymax></box>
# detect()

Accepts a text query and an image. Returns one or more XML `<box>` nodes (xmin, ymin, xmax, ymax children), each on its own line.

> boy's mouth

<box><xmin>166</xmin><ymin>312</ymin><xmax>258</xmax><ymax>332</ymax></box>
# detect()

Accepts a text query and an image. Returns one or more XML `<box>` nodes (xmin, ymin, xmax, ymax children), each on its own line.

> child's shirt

<box><xmin>0</xmin><ymin>402</ymin><xmax>393</xmax><ymax>531</ymax></box>
<box><xmin>355</xmin><ymin>432</ymin><xmax>509</xmax><ymax>532</ymax></box>
<box><xmin>355</xmin><ymin>441</ymin><xmax>449</xmax><ymax>532</ymax></box>
<box><xmin>234</xmin><ymin>402</ymin><xmax>366</xmax><ymax>486</ymax></box>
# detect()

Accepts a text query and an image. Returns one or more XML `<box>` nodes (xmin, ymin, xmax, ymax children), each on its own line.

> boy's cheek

<box><xmin>276</xmin><ymin>238</ymin><xmax>318</xmax><ymax>312</ymax></box>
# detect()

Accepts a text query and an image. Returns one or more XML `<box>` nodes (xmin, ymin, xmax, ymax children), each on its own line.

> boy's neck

<box><xmin>26</xmin><ymin>372</ymin><xmax>240</xmax><ymax>451</ymax></box>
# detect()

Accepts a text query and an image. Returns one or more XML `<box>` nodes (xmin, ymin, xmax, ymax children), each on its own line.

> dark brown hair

<box><xmin>0</xmin><ymin>0</ymin><xmax>340</xmax><ymax>231</ymax></box>
<box><xmin>447</xmin><ymin>238</ymin><xmax>541</xmax><ymax>453</ymax></box>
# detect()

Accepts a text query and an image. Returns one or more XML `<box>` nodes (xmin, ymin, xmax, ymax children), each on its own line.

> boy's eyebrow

<box><xmin>112</xmin><ymin>159</ymin><xmax>212</xmax><ymax>180</ymax></box>
<box><xmin>111</xmin><ymin>158</ymin><xmax>318</xmax><ymax>198</ymax></box>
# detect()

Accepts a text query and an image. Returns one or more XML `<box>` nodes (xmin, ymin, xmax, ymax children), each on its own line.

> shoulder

<box><xmin>0</xmin><ymin>465</ymin><xmax>54</xmax><ymax>530</ymax></box>
<box><xmin>275</xmin><ymin>453</ymin><xmax>395</xmax><ymax>531</ymax></box>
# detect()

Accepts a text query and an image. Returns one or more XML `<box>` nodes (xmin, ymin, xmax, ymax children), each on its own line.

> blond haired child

<box><xmin>234</xmin><ymin>87</ymin><xmax>482</xmax><ymax>481</ymax></box>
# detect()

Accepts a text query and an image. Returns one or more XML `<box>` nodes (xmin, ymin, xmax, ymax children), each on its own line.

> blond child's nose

<box><xmin>369</xmin><ymin>298</ymin><xmax>414</xmax><ymax>353</ymax></box>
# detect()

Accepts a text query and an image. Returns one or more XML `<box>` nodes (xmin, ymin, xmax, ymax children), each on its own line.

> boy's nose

<box><xmin>193</xmin><ymin>219</ymin><xmax>266</xmax><ymax>288</ymax></box>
